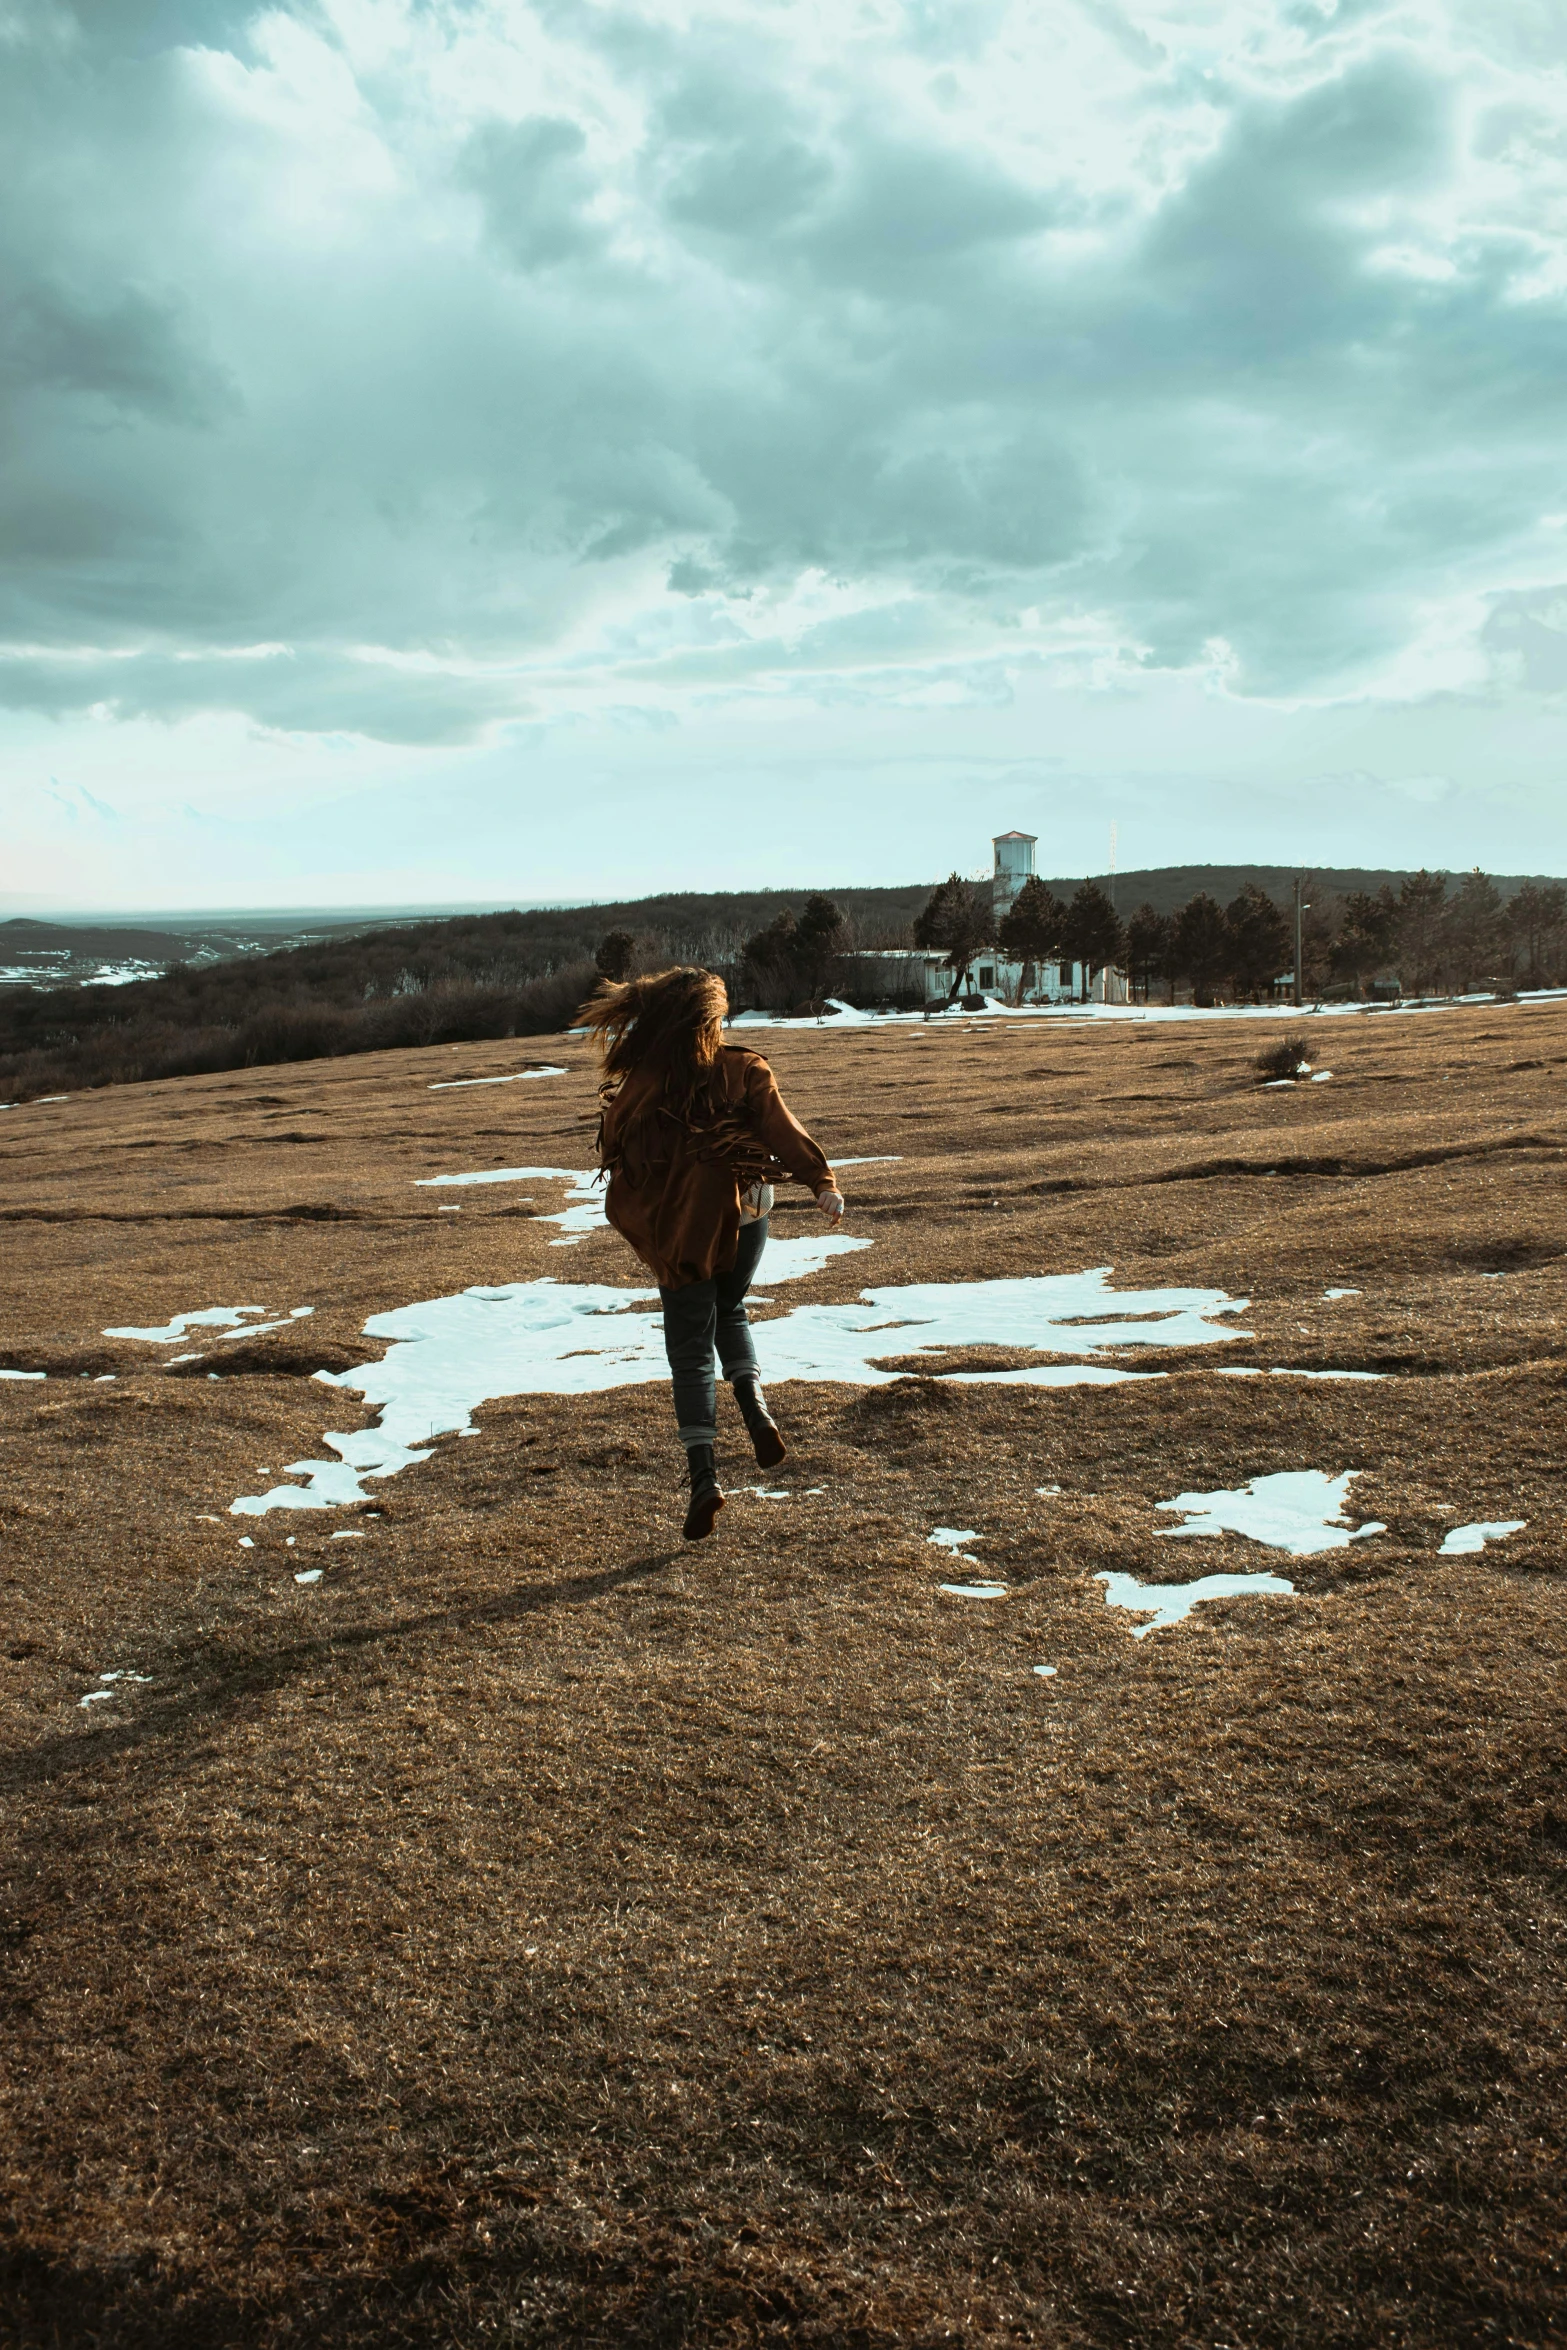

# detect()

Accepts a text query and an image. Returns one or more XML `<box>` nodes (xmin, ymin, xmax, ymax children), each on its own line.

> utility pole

<box><xmin>1292</xmin><ymin>877</ymin><xmax>1305</xmax><ymax>1009</ymax></box>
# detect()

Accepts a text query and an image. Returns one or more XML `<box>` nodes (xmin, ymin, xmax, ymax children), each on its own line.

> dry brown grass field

<box><xmin>1</xmin><ymin>1003</ymin><xmax>1564</xmax><ymax>2348</ymax></box>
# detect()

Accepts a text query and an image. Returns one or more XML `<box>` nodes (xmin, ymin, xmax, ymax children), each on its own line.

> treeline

<box><xmin>907</xmin><ymin>868</ymin><xmax>1567</xmax><ymax>1006</ymax></box>
<box><xmin>3</xmin><ymin>868</ymin><xmax>1562</xmax><ymax>1102</ymax></box>
<box><xmin>0</xmin><ymin>891</ymin><xmax>923</xmax><ymax>1099</ymax></box>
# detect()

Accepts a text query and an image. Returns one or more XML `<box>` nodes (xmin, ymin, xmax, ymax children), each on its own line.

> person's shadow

<box><xmin>3</xmin><ymin>1546</ymin><xmax>683</xmax><ymax>1804</ymax></box>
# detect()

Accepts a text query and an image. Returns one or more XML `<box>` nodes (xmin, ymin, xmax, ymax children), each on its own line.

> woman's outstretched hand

<box><xmin>817</xmin><ymin>1187</ymin><xmax>845</xmax><ymax>1222</ymax></box>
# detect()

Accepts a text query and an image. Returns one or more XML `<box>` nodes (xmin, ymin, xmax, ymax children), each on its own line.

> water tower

<box><xmin>992</xmin><ymin>830</ymin><xmax>1037</xmax><ymax>924</ymax></box>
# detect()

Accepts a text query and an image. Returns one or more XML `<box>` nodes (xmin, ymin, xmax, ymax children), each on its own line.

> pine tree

<box><xmin>914</xmin><ymin>874</ymin><xmax>994</xmax><ymax>1000</ymax></box>
<box><xmin>1505</xmin><ymin>882</ymin><xmax>1567</xmax><ymax>986</ymax></box>
<box><xmin>1059</xmin><ymin>882</ymin><xmax>1124</xmax><ymax>1002</ymax></box>
<box><xmin>1331</xmin><ymin>889</ymin><xmax>1398</xmax><ymax>990</ymax></box>
<box><xmin>594</xmin><ymin>930</ymin><xmax>635</xmax><ymax>984</ymax></box>
<box><xmin>1443</xmin><ymin>869</ymin><xmax>1504</xmax><ymax>991</ymax></box>
<box><xmin>1124</xmin><ymin>904</ymin><xmax>1173</xmax><ymax>1004</ymax></box>
<box><xmin>793</xmin><ymin>897</ymin><xmax>845</xmax><ymax>1001</ymax></box>
<box><xmin>1174</xmin><ymin>893</ymin><xmax>1229</xmax><ymax>1006</ymax></box>
<box><xmin>996</xmin><ymin>876</ymin><xmax>1067</xmax><ymax>996</ymax></box>
<box><xmin>1224</xmin><ymin>883</ymin><xmax>1291</xmax><ymax>1002</ymax></box>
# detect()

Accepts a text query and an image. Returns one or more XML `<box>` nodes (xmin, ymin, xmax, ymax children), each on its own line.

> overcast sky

<box><xmin>4</xmin><ymin>0</ymin><xmax>1565</xmax><ymax>911</ymax></box>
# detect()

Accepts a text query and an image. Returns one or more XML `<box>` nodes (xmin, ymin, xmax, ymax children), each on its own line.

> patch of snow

<box><xmin>1036</xmin><ymin>1484</ymin><xmax>1062</xmax><ymax>1496</ymax></box>
<box><xmin>756</xmin><ymin>1233</ymin><xmax>873</xmax><ymax>1282</ymax></box>
<box><xmin>1311</xmin><ymin>1071</ymin><xmax>1333</xmax><ymax>1082</ymax></box>
<box><xmin>929</xmin><ymin>1526</ymin><xmax>981</xmax><ymax>1550</ymax></box>
<box><xmin>294</xmin><ymin>1568</ymin><xmax>323</xmax><ymax>1584</ymax></box>
<box><xmin>331</xmin><ymin>1529</ymin><xmax>366</xmax><ymax>1538</ymax></box>
<box><xmin>229</xmin><ymin>1267</ymin><xmax>1250</xmax><ymax>1514</ymax></box>
<box><xmin>0</xmin><ymin>1369</ymin><xmax>45</xmax><ymax>1381</ymax></box>
<box><xmin>416</xmin><ymin>1164</ymin><xmax>894</xmax><ymax>1256</ymax></box>
<box><xmin>760</xmin><ymin>1269</ymin><xmax>1247</xmax><ymax>1392</ymax></box>
<box><xmin>428</xmin><ymin>1066</ymin><xmax>566</xmax><ymax>1090</ymax></box>
<box><xmin>416</xmin><ymin>1165</ymin><xmax>605</xmax><ymax>1244</ymax></box>
<box><xmin>940</xmin><ymin>1582</ymin><xmax>1009</xmax><ymax>1599</ymax></box>
<box><xmin>1438</xmin><ymin>1519</ymin><xmax>1526</xmax><ymax>1556</ymax></box>
<box><xmin>1097</xmin><ymin>1569</ymin><xmax>1296</xmax><ymax>1636</ymax></box>
<box><xmin>80</xmin><ymin>1670</ymin><xmax>152</xmax><ymax>1706</ymax></box>
<box><xmin>1156</xmin><ymin>1468</ymin><xmax>1386</xmax><ymax>1556</ymax></box>
<box><xmin>238</xmin><ymin>1536</ymin><xmax>254</xmax><ymax>1548</ymax></box>
<box><xmin>945</xmin><ymin>1363</ymin><xmax>1162</xmax><ymax>1388</ymax></box>
<box><xmin>1324</xmin><ymin>1288</ymin><xmax>1362</xmax><ymax>1300</ymax></box>
<box><xmin>105</xmin><ymin>1304</ymin><xmax>313</xmax><ymax>1344</ymax></box>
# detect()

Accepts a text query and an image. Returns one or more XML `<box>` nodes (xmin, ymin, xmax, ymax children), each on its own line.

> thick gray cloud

<box><xmin>1</xmin><ymin>0</ymin><xmax>1565</xmax><ymax>770</ymax></box>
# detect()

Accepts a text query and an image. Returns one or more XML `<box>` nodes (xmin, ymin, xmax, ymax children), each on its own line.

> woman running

<box><xmin>581</xmin><ymin>966</ymin><xmax>844</xmax><ymax>1542</ymax></box>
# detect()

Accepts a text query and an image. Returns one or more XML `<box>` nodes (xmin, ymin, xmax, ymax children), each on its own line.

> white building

<box><xmin>846</xmin><ymin>831</ymin><xmax>1129</xmax><ymax>1006</ymax></box>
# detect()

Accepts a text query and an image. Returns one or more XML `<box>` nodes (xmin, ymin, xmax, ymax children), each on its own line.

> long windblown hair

<box><xmin>577</xmin><ymin>965</ymin><xmax>729</xmax><ymax>1114</ymax></box>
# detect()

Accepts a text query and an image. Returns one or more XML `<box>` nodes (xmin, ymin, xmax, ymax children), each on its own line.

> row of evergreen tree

<box><xmin>908</xmin><ymin>868</ymin><xmax>1567</xmax><ymax>1005</ymax></box>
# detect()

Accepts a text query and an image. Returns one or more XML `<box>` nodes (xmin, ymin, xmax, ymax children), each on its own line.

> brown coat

<box><xmin>597</xmin><ymin>1045</ymin><xmax>834</xmax><ymax>1289</ymax></box>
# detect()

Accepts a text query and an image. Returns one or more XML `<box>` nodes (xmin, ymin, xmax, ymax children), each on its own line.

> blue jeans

<box><xmin>659</xmin><ymin>1218</ymin><xmax>768</xmax><ymax>1448</ymax></box>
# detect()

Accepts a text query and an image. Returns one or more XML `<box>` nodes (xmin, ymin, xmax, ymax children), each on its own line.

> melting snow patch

<box><xmin>755</xmin><ymin>1233</ymin><xmax>873</xmax><ymax>1282</ymax></box>
<box><xmin>428</xmin><ymin>1066</ymin><xmax>566</xmax><ymax>1090</ymax></box>
<box><xmin>1156</xmin><ymin>1469</ymin><xmax>1386</xmax><ymax>1556</ymax></box>
<box><xmin>1033</xmin><ymin>1664</ymin><xmax>1058</xmax><ymax>1677</ymax></box>
<box><xmin>416</xmin><ymin>1168</ymin><xmax>892</xmax><ymax>1257</ymax></box>
<box><xmin>1324</xmin><ymin>1288</ymin><xmax>1362</xmax><ymax>1301</ymax></box>
<box><xmin>416</xmin><ymin>1165</ymin><xmax>605</xmax><ymax>1243</ymax></box>
<box><xmin>79</xmin><ymin>1671</ymin><xmax>152</xmax><ymax>1707</ymax></box>
<box><xmin>294</xmin><ymin>1568</ymin><xmax>323</xmax><ymax>1584</ymax></box>
<box><xmin>940</xmin><ymin>1583</ymin><xmax>1008</xmax><ymax>1600</ymax></box>
<box><xmin>105</xmin><ymin>1305</ymin><xmax>313</xmax><ymax>1344</ymax></box>
<box><xmin>1097</xmin><ymin>1570</ymin><xmax>1295</xmax><ymax>1636</ymax></box>
<box><xmin>929</xmin><ymin>1527</ymin><xmax>981</xmax><ymax>1551</ymax></box>
<box><xmin>228</xmin><ymin>1267</ymin><xmax>1250</xmax><ymax>1514</ymax></box>
<box><xmin>1439</xmin><ymin>1520</ymin><xmax>1526</xmax><ymax>1556</ymax></box>
<box><xmin>1</xmin><ymin>1369</ymin><xmax>45</xmax><ymax>1381</ymax></box>
<box><xmin>331</xmin><ymin>1528</ymin><xmax>366</xmax><ymax>1539</ymax></box>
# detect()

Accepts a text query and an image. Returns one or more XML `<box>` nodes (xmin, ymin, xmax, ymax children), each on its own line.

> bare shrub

<box><xmin>1255</xmin><ymin>1034</ymin><xmax>1311</xmax><ymax>1081</ymax></box>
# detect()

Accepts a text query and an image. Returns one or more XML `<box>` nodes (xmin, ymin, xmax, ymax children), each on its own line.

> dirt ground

<box><xmin>1</xmin><ymin>1002</ymin><xmax>1563</xmax><ymax>2348</ymax></box>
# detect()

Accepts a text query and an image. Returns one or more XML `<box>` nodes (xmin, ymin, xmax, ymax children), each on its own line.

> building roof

<box><xmin>992</xmin><ymin>829</ymin><xmax>1037</xmax><ymax>844</ymax></box>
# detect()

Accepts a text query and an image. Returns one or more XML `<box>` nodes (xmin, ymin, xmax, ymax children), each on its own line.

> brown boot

<box><xmin>682</xmin><ymin>1443</ymin><xmax>725</xmax><ymax>1541</ymax></box>
<box><xmin>732</xmin><ymin>1376</ymin><xmax>787</xmax><ymax>1470</ymax></box>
